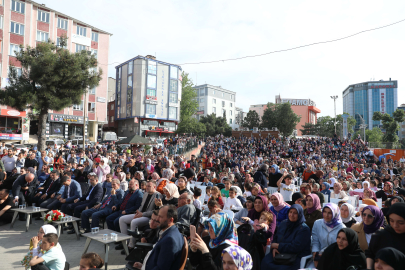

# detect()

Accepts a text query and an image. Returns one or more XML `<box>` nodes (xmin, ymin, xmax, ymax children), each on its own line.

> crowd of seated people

<box><xmin>2</xmin><ymin>135</ymin><xmax>405</xmax><ymax>270</ymax></box>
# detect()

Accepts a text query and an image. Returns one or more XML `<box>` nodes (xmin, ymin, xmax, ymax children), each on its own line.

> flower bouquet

<box><xmin>44</xmin><ymin>210</ymin><xmax>65</xmax><ymax>223</ymax></box>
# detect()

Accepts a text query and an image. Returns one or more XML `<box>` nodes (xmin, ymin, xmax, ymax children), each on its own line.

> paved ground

<box><xmin>0</xmin><ymin>218</ymin><xmax>128</xmax><ymax>270</ymax></box>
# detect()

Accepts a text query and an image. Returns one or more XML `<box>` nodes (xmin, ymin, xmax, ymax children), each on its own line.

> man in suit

<box><xmin>40</xmin><ymin>175</ymin><xmax>82</xmax><ymax>211</ymax></box>
<box><xmin>106</xmin><ymin>179</ymin><xmax>143</xmax><ymax>232</ymax></box>
<box><xmin>133</xmin><ymin>205</ymin><xmax>184</xmax><ymax>270</ymax></box>
<box><xmin>119</xmin><ymin>180</ymin><xmax>160</xmax><ymax>250</ymax></box>
<box><xmin>80</xmin><ymin>179</ymin><xmax>124</xmax><ymax>233</ymax></box>
<box><xmin>0</xmin><ymin>167</ymin><xmax>22</xmax><ymax>191</ymax></box>
<box><xmin>31</xmin><ymin>170</ymin><xmax>61</xmax><ymax>207</ymax></box>
<box><xmin>12</xmin><ymin>172</ymin><xmax>36</xmax><ymax>220</ymax></box>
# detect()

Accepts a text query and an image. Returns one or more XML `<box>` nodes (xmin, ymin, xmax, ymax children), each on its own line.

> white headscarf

<box><xmin>42</xmin><ymin>224</ymin><xmax>57</xmax><ymax>234</ymax></box>
<box><xmin>341</xmin><ymin>203</ymin><xmax>356</xmax><ymax>223</ymax></box>
<box><xmin>99</xmin><ymin>157</ymin><xmax>109</xmax><ymax>169</ymax></box>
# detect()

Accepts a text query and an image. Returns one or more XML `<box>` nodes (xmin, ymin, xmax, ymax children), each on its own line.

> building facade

<box><xmin>115</xmin><ymin>55</ymin><xmax>181</xmax><ymax>138</ymax></box>
<box><xmin>235</xmin><ymin>107</ymin><xmax>246</xmax><ymax>130</ymax></box>
<box><xmin>343</xmin><ymin>79</ymin><xmax>398</xmax><ymax>130</ymax></box>
<box><xmin>249</xmin><ymin>95</ymin><xmax>321</xmax><ymax>136</ymax></box>
<box><xmin>0</xmin><ymin>0</ymin><xmax>111</xmax><ymax>142</ymax></box>
<box><xmin>193</xmin><ymin>84</ymin><xmax>237</xmax><ymax>129</ymax></box>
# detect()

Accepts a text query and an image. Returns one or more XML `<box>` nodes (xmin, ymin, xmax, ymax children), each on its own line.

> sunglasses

<box><xmin>362</xmin><ymin>213</ymin><xmax>375</xmax><ymax>219</ymax></box>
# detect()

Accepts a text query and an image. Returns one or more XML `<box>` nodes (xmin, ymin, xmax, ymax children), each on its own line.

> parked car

<box><xmin>45</xmin><ymin>139</ymin><xmax>65</xmax><ymax>150</ymax></box>
<box><xmin>5</xmin><ymin>144</ymin><xmax>28</xmax><ymax>154</ymax></box>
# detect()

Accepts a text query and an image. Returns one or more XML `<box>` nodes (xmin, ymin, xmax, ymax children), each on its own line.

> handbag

<box><xmin>273</xmin><ymin>253</ymin><xmax>297</xmax><ymax>265</ymax></box>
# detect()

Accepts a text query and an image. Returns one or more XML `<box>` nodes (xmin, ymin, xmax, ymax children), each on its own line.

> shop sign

<box><xmin>370</xmin><ymin>85</ymin><xmax>396</xmax><ymax>89</ymax></box>
<box><xmin>71</xmin><ymin>34</ymin><xmax>91</xmax><ymax>46</ymax></box>
<box><xmin>48</xmin><ymin>113</ymin><xmax>84</xmax><ymax>124</ymax></box>
<box><xmin>145</xmin><ymin>100</ymin><xmax>158</xmax><ymax>105</ymax></box>
<box><xmin>280</xmin><ymin>99</ymin><xmax>316</xmax><ymax>106</ymax></box>
<box><xmin>0</xmin><ymin>133</ymin><xmax>22</xmax><ymax>140</ymax></box>
<box><xmin>146</xmin><ymin>95</ymin><xmax>157</xmax><ymax>101</ymax></box>
<box><xmin>97</xmin><ymin>97</ymin><xmax>106</xmax><ymax>103</ymax></box>
<box><xmin>1</xmin><ymin>109</ymin><xmax>26</xmax><ymax>117</ymax></box>
<box><xmin>134</xmin><ymin>117</ymin><xmax>138</xmax><ymax>123</ymax></box>
<box><xmin>145</xmin><ymin>114</ymin><xmax>156</xmax><ymax>119</ymax></box>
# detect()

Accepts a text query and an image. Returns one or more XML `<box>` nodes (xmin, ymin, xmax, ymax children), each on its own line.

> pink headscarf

<box><xmin>271</xmin><ymin>193</ymin><xmax>290</xmax><ymax>212</ymax></box>
<box><xmin>306</xmin><ymin>194</ymin><xmax>321</xmax><ymax>214</ymax></box>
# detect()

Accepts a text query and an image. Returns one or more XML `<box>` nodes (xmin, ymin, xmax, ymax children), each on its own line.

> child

<box><xmin>201</xmin><ymin>176</ymin><xmax>213</xmax><ymax>187</ymax></box>
<box><xmin>102</xmin><ymin>174</ymin><xmax>113</xmax><ymax>190</ymax></box>
<box><xmin>223</xmin><ymin>187</ymin><xmax>243</xmax><ymax>211</ymax></box>
<box><xmin>221</xmin><ymin>179</ymin><xmax>232</xmax><ymax>198</ymax></box>
<box><xmin>140</xmin><ymin>181</ymin><xmax>147</xmax><ymax>193</ymax></box>
<box><xmin>209</xmin><ymin>186</ymin><xmax>224</xmax><ymax>208</ymax></box>
<box><xmin>125</xmin><ymin>172</ymin><xmax>131</xmax><ymax>182</ymax></box>
<box><xmin>80</xmin><ymin>253</ymin><xmax>104</xmax><ymax>270</ymax></box>
<box><xmin>204</xmin><ymin>186</ymin><xmax>212</xmax><ymax>204</ymax></box>
<box><xmin>193</xmin><ymin>188</ymin><xmax>202</xmax><ymax>210</ymax></box>
<box><xmin>242</xmin><ymin>211</ymin><xmax>273</xmax><ymax>232</ymax></box>
<box><xmin>29</xmin><ymin>233</ymin><xmax>66</xmax><ymax>270</ymax></box>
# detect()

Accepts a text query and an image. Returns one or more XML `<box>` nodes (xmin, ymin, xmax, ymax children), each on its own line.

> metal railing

<box><xmin>168</xmin><ymin>139</ymin><xmax>199</xmax><ymax>155</ymax></box>
<box><xmin>368</xmin><ymin>142</ymin><xmax>404</xmax><ymax>149</ymax></box>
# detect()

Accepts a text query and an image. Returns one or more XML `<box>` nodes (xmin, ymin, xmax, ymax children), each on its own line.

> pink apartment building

<box><xmin>0</xmin><ymin>0</ymin><xmax>111</xmax><ymax>142</ymax></box>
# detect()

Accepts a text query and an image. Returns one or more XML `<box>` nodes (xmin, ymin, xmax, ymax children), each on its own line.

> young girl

<box><xmin>208</xmin><ymin>186</ymin><xmax>224</xmax><ymax>209</ymax></box>
<box><xmin>204</xmin><ymin>186</ymin><xmax>212</xmax><ymax>204</ymax></box>
<box><xmin>113</xmin><ymin>165</ymin><xmax>127</xmax><ymax>191</ymax></box>
<box><xmin>79</xmin><ymin>253</ymin><xmax>104</xmax><ymax>270</ymax></box>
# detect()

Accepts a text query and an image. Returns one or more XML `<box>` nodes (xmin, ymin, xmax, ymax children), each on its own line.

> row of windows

<box><xmin>145</xmin><ymin>105</ymin><xmax>178</xmax><ymax>119</ymax></box>
<box><xmin>72</xmin><ymin>101</ymin><xmax>96</xmax><ymax>112</ymax></box>
<box><xmin>210</xmin><ymin>98</ymin><xmax>233</xmax><ymax>107</ymax></box>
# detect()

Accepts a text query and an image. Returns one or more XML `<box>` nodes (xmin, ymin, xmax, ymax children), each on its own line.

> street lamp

<box><xmin>330</xmin><ymin>95</ymin><xmax>338</xmax><ymax>134</ymax></box>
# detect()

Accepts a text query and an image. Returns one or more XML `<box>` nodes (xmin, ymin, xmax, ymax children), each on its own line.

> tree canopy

<box><xmin>261</xmin><ymin>102</ymin><xmax>301</xmax><ymax>137</ymax></box>
<box><xmin>300</xmin><ymin>113</ymin><xmax>356</xmax><ymax>138</ymax></box>
<box><xmin>241</xmin><ymin>110</ymin><xmax>261</xmax><ymax>130</ymax></box>
<box><xmin>200</xmin><ymin>113</ymin><xmax>232</xmax><ymax>136</ymax></box>
<box><xmin>0</xmin><ymin>37</ymin><xmax>101</xmax><ymax>150</ymax></box>
<box><xmin>179</xmin><ymin>71</ymin><xmax>198</xmax><ymax>122</ymax></box>
<box><xmin>372</xmin><ymin>109</ymin><xmax>405</xmax><ymax>142</ymax></box>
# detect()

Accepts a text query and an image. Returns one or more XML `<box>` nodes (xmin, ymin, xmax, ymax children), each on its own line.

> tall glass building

<box><xmin>343</xmin><ymin>79</ymin><xmax>398</xmax><ymax>130</ymax></box>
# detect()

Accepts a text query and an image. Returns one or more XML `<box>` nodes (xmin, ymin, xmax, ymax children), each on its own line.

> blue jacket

<box><xmin>270</xmin><ymin>205</ymin><xmax>290</xmax><ymax>226</ymax></box>
<box><xmin>114</xmin><ymin>188</ymin><xmax>143</xmax><ymax>214</ymax></box>
<box><xmin>311</xmin><ymin>219</ymin><xmax>346</xmax><ymax>253</ymax></box>
<box><xmin>79</xmin><ymin>183</ymin><xmax>103</xmax><ymax>206</ymax></box>
<box><xmin>62</xmin><ymin>180</ymin><xmax>82</xmax><ymax>203</ymax></box>
<box><xmin>99</xmin><ymin>188</ymin><xmax>124</xmax><ymax>209</ymax></box>
<box><xmin>145</xmin><ymin>225</ymin><xmax>184</xmax><ymax>270</ymax></box>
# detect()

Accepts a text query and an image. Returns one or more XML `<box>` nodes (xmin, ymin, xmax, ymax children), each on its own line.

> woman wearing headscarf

<box><xmin>365</xmin><ymin>203</ymin><xmax>405</xmax><ymax>268</ymax></box>
<box><xmin>381</xmin><ymin>196</ymin><xmax>404</xmax><ymax>217</ymax></box>
<box><xmin>268</xmin><ymin>164</ymin><xmax>282</xmax><ymax>188</ymax></box>
<box><xmin>340</xmin><ymin>203</ymin><xmax>357</xmax><ymax>228</ymax></box>
<box><xmin>320</xmin><ymin>182</ymin><xmax>331</xmax><ymax>202</ymax></box>
<box><xmin>155</xmin><ymin>182</ymin><xmax>179</xmax><ymax>208</ymax></box>
<box><xmin>251</xmin><ymin>183</ymin><xmax>264</xmax><ymax>197</ymax></box>
<box><xmin>189</xmin><ymin>212</ymin><xmax>238</xmax><ymax>270</ymax></box>
<box><xmin>351</xmin><ymin>205</ymin><xmax>385</xmax><ymax>252</ymax></box>
<box><xmin>21</xmin><ymin>224</ymin><xmax>63</xmax><ymax>269</ymax></box>
<box><xmin>302</xmin><ymin>165</ymin><xmax>314</xmax><ymax>182</ymax></box>
<box><xmin>311</xmin><ymin>183</ymin><xmax>325</xmax><ymax>205</ymax></box>
<box><xmin>261</xmin><ymin>204</ymin><xmax>311</xmax><ymax>270</ymax></box>
<box><xmin>317</xmin><ymin>228</ymin><xmax>366</xmax><ymax>270</ymax></box>
<box><xmin>374</xmin><ymin>247</ymin><xmax>405</xmax><ymax>270</ymax></box>
<box><xmin>330</xmin><ymin>182</ymin><xmax>349</xmax><ymax>200</ymax></box>
<box><xmin>248</xmin><ymin>195</ymin><xmax>276</xmax><ymax>242</ymax></box>
<box><xmin>342</xmin><ymin>181</ymin><xmax>353</xmax><ymax>194</ymax></box>
<box><xmin>286</xmin><ymin>192</ymin><xmax>304</xmax><ymax>209</ymax></box>
<box><xmin>93</xmin><ymin>157</ymin><xmax>111</xmax><ymax>183</ymax></box>
<box><xmin>222</xmin><ymin>245</ymin><xmax>253</xmax><ymax>270</ymax></box>
<box><xmin>269</xmin><ymin>193</ymin><xmax>290</xmax><ymax>225</ymax></box>
<box><xmin>304</xmin><ymin>194</ymin><xmax>323</xmax><ymax>230</ymax></box>
<box><xmin>376</xmin><ymin>181</ymin><xmax>398</xmax><ymax>202</ymax></box>
<box><xmin>311</xmin><ymin>203</ymin><xmax>345</xmax><ymax>267</ymax></box>
<box><xmin>360</xmin><ymin>188</ymin><xmax>378</xmax><ymax>207</ymax></box>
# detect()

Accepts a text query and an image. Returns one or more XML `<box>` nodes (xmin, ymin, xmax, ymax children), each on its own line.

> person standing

<box><xmin>2</xmin><ymin>149</ymin><xmax>16</xmax><ymax>176</ymax></box>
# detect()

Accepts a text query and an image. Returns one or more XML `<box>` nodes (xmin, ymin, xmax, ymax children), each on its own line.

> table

<box><xmin>82</xmin><ymin>229</ymin><xmax>132</xmax><ymax>270</ymax></box>
<box><xmin>10</xmin><ymin>206</ymin><xmax>48</xmax><ymax>232</ymax></box>
<box><xmin>50</xmin><ymin>216</ymin><xmax>81</xmax><ymax>241</ymax></box>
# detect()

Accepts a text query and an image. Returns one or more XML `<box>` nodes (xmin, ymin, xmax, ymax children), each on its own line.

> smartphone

<box><xmin>190</xmin><ymin>225</ymin><xmax>196</xmax><ymax>240</ymax></box>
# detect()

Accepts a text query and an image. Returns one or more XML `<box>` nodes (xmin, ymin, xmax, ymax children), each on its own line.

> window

<box><xmin>91</xmin><ymin>32</ymin><xmax>99</xmax><ymax>42</ymax></box>
<box><xmin>213</xmin><ymin>90</ymin><xmax>215</xmax><ymax>95</ymax></box>
<box><xmin>37</xmin><ymin>31</ymin><xmax>49</xmax><ymax>42</ymax></box>
<box><xmin>200</xmin><ymin>98</ymin><xmax>204</xmax><ymax>103</ymax></box>
<box><xmin>222</xmin><ymin>93</ymin><xmax>224</xmax><ymax>97</ymax></box>
<box><xmin>170</xmin><ymin>79</ymin><xmax>178</xmax><ymax>92</ymax></box>
<box><xmin>230</xmin><ymin>102</ymin><xmax>233</xmax><ymax>107</ymax></box>
<box><xmin>147</xmin><ymin>89</ymin><xmax>156</xmax><ymax>97</ymax></box>
<box><xmin>77</xmin><ymin>25</ymin><xmax>86</xmax><ymax>37</ymax></box>
<box><xmin>76</xmin><ymin>44</ymin><xmax>86</xmax><ymax>52</ymax></box>
<box><xmin>14</xmin><ymin>67</ymin><xmax>22</xmax><ymax>77</ymax></box>
<box><xmin>169</xmin><ymin>92</ymin><xmax>178</xmax><ymax>103</ymax></box>
<box><xmin>73</xmin><ymin>102</ymin><xmax>83</xmax><ymax>110</ymax></box>
<box><xmin>57</xmin><ymin>18</ymin><xmax>68</xmax><ymax>30</ymax></box>
<box><xmin>0</xmin><ymin>16</ymin><xmax>3</xmax><ymax>29</ymax></box>
<box><xmin>91</xmin><ymin>49</ymin><xmax>98</xmax><ymax>59</ymax></box>
<box><xmin>9</xmin><ymin>44</ymin><xmax>20</xmax><ymax>57</ymax></box>
<box><xmin>89</xmin><ymin>86</ymin><xmax>96</xmax><ymax>95</ymax></box>
<box><xmin>110</xmin><ymin>104</ymin><xmax>114</xmax><ymax>110</ymax></box>
<box><xmin>148</xmin><ymin>61</ymin><xmax>157</xmax><ymax>74</ymax></box>
<box><xmin>222</xmin><ymin>109</ymin><xmax>226</xmax><ymax>115</ymax></box>
<box><xmin>127</xmin><ymin>75</ymin><xmax>132</xmax><ymax>88</ymax></box>
<box><xmin>222</xmin><ymin>101</ymin><xmax>225</xmax><ymax>107</ymax></box>
<box><xmin>170</xmin><ymin>66</ymin><xmax>178</xmax><ymax>79</ymax></box>
<box><xmin>10</xmin><ymin>22</ymin><xmax>24</xmax><ymax>35</ymax></box>
<box><xmin>128</xmin><ymin>61</ymin><xmax>133</xmax><ymax>74</ymax></box>
<box><xmin>146</xmin><ymin>104</ymin><xmax>156</xmax><ymax>114</ymax></box>
<box><xmin>230</xmin><ymin>119</ymin><xmax>232</xmax><ymax>124</ymax></box>
<box><xmin>200</xmin><ymin>89</ymin><xmax>204</xmax><ymax>96</ymax></box>
<box><xmin>230</xmin><ymin>110</ymin><xmax>232</xmax><ymax>116</ymax></box>
<box><xmin>56</xmin><ymin>37</ymin><xmax>67</xmax><ymax>49</ymax></box>
<box><xmin>213</xmin><ymin>98</ymin><xmax>216</xmax><ymax>104</ymax></box>
<box><xmin>110</xmin><ymin>116</ymin><xmax>114</xmax><ymax>123</ymax></box>
<box><xmin>212</xmin><ymin>107</ymin><xmax>216</xmax><ymax>114</ymax></box>
<box><xmin>37</xmin><ymin>10</ymin><xmax>50</xmax><ymax>23</ymax></box>
<box><xmin>88</xmin><ymin>102</ymin><xmax>95</xmax><ymax>112</ymax></box>
<box><xmin>147</xmin><ymin>75</ymin><xmax>156</xmax><ymax>89</ymax></box>
<box><xmin>169</xmin><ymin>107</ymin><xmax>177</xmax><ymax>119</ymax></box>
<box><xmin>11</xmin><ymin>0</ymin><xmax>25</xmax><ymax>14</ymax></box>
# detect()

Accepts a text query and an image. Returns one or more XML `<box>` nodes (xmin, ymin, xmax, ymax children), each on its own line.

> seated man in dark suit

<box><xmin>31</xmin><ymin>170</ymin><xmax>61</xmax><ymax>207</ymax></box>
<box><xmin>11</xmin><ymin>172</ymin><xmax>37</xmax><ymax>220</ymax></box>
<box><xmin>132</xmin><ymin>205</ymin><xmax>184</xmax><ymax>270</ymax></box>
<box><xmin>0</xmin><ymin>167</ymin><xmax>21</xmax><ymax>191</ymax></box>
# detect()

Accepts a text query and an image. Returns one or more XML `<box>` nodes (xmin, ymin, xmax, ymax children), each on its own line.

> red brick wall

<box><xmin>57</xmin><ymin>28</ymin><xmax>67</xmax><ymax>37</ymax></box>
<box><xmin>11</xmin><ymin>11</ymin><xmax>24</xmax><ymax>24</ymax></box>
<box><xmin>53</xmin><ymin>110</ymin><xmax>64</xmax><ymax>114</ymax></box>
<box><xmin>0</xmin><ymin>6</ymin><xmax>4</xmax><ymax>15</ymax></box>
<box><xmin>89</xmin><ymin>95</ymin><xmax>95</xmax><ymax>102</ymax></box>
<box><xmin>37</xmin><ymin>21</ymin><xmax>49</xmax><ymax>32</ymax></box>
<box><xmin>88</xmin><ymin>112</ymin><xmax>95</xmax><ymax>121</ymax></box>
<box><xmin>10</xmin><ymin>33</ymin><xmax>24</xmax><ymax>45</ymax></box>
<box><xmin>73</xmin><ymin>110</ymin><xmax>83</xmax><ymax>116</ymax></box>
<box><xmin>9</xmin><ymin>56</ymin><xmax>21</xmax><ymax>67</ymax></box>
<box><xmin>91</xmin><ymin>41</ymin><xmax>98</xmax><ymax>50</ymax></box>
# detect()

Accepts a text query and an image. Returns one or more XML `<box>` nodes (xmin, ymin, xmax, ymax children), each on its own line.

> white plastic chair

<box><xmin>189</xmin><ymin>184</ymin><xmax>195</xmax><ymax>190</ymax></box>
<box><xmin>199</xmin><ymin>186</ymin><xmax>207</xmax><ymax>205</ymax></box>
<box><xmin>267</xmin><ymin>187</ymin><xmax>278</xmax><ymax>195</ymax></box>
<box><xmin>324</xmin><ymin>194</ymin><xmax>329</xmax><ymax>203</ymax></box>
<box><xmin>300</xmin><ymin>255</ymin><xmax>314</xmax><ymax>268</ymax></box>
<box><xmin>223</xmin><ymin>209</ymin><xmax>234</xmax><ymax>219</ymax></box>
<box><xmin>377</xmin><ymin>198</ymin><xmax>382</xmax><ymax>208</ymax></box>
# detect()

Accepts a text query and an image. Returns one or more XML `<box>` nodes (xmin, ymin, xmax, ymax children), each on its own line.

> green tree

<box><xmin>365</xmin><ymin>127</ymin><xmax>384</xmax><ymax>142</ymax></box>
<box><xmin>176</xmin><ymin>117</ymin><xmax>206</xmax><ymax>135</ymax></box>
<box><xmin>241</xmin><ymin>110</ymin><xmax>261</xmax><ymax>130</ymax></box>
<box><xmin>372</xmin><ymin>109</ymin><xmax>405</xmax><ymax>142</ymax></box>
<box><xmin>179</xmin><ymin>71</ymin><xmax>198</xmax><ymax>122</ymax></box>
<box><xmin>0</xmin><ymin>37</ymin><xmax>101</xmax><ymax>150</ymax></box>
<box><xmin>200</xmin><ymin>113</ymin><xmax>232</xmax><ymax>136</ymax></box>
<box><xmin>300</xmin><ymin>122</ymin><xmax>320</xmax><ymax>135</ymax></box>
<box><xmin>261</xmin><ymin>102</ymin><xmax>300</xmax><ymax>137</ymax></box>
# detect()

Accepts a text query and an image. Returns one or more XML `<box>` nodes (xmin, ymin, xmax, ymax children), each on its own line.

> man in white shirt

<box><xmin>223</xmin><ymin>187</ymin><xmax>243</xmax><ymax>210</ymax></box>
<box><xmin>2</xmin><ymin>149</ymin><xmax>16</xmax><ymax>175</ymax></box>
<box><xmin>400</xmin><ymin>156</ymin><xmax>405</xmax><ymax>163</ymax></box>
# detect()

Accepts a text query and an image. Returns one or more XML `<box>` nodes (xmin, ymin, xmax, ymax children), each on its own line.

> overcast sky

<box><xmin>41</xmin><ymin>0</ymin><xmax>405</xmax><ymax>117</ymax></box>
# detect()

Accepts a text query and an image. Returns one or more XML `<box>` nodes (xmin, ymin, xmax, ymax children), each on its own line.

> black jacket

<box><xmin>12</xmin><ymin>174</ymin><xmax>37</xmax><ymax>197</ymax></box>
<box><xmin>189</xmin><ymin>235</ymin><xmax>230</xmax><ymax>270</ymax></box>
<box><xmin>253</xmin><ymin>170</ymin><xmax>268</xmax><ymax>190</ymax></box>
<box><xmin>41</xmin><ymin>178</ymin><xmax>62</xmax><ymax>197</ymax></box>
<box><xmin>79</xmin><ymin>183</ymin><xmax>103</xmax><ymax>206</ymax></box>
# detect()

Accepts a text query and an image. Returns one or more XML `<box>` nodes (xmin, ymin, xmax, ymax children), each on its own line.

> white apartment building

<box><xmin>193</xmin><ymin>84</ymin><xmax>237</xmax><ymax>129</ymax></box>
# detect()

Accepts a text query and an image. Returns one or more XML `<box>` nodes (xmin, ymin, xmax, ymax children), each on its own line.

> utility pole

<box><xmin>330</xmin><ymin>95</ymin><xmax>338</xmax><ymax>134</ymax></box>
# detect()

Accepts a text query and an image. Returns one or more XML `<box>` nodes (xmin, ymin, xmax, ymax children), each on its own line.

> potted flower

<box><xmin>43</xmin><ymin>210</ymin><xmax>65</xmax><ymax>223</ymax></box>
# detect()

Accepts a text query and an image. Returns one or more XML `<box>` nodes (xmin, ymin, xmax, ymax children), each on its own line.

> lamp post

<box><xmin>330</xmin><ymin>95</ymin><xmax>338</xmax><ymax>134</ymax></box>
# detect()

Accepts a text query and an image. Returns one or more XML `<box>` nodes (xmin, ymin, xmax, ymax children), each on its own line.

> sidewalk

<box><xmin>0</xmin><ymin>219</ymin><xmax>127</xmax><ymax>270</ymax></box>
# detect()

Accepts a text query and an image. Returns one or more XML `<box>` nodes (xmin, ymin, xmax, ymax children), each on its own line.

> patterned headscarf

<box><xmin>323</xmin><ymin>203</ymin><xmax>342</xmax><ymax>228</ymax></box>
<box><xmin>205</xmin><ymin>212</ymin><xmax>238</xmax><ymax>248</ymax></box>
<box><xmin>222</xmin><ymin>245</ymin><xmax>253</xmax><ymax>270</ymax></box>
